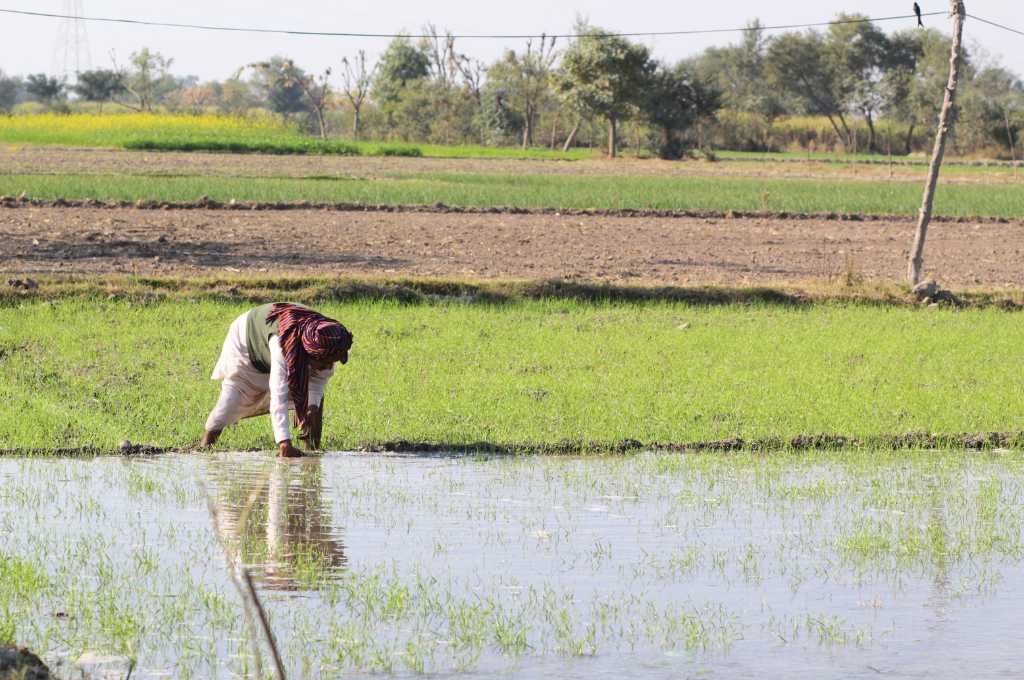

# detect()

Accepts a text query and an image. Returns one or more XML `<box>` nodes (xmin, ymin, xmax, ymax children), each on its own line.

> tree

<box><xmin>416</xmin><ymin>25</ymin><xmax>482</xmax><ymax>144</ymax></box>
<box><xmin>766</xmin><ymin>31</ymin><xmax>852</xmax><ymax>149</ymax></box>
<box><xmin>341</xmin><ymin>51</ymin><xmax>376</xmax><ymax>139</ymax></box>
<box><xmin>486</xmin><ymin>36</ymin><xmax>558</xmax><ymax>148</ymax></box>
<box><xmin>216</xmin><ymin>78</ymin><xmax>258</xmax><ymax>115</ymax></box>
<box><xmin>824</xmin><ymin>14</ymin><xmax>893</xmax><ymax>151</ymax></box>
<box><xmin>0</xmin><ymin>71</ymin><xmax>22</xmax><ymax>113</ymax></box>
<box><xmin>72</xmin><ymin>69</ymin><xmax>125</xmax><ymax>113</ymax></box>
<box><xmin>888</xmin><ymin>29</ymin><xmax>973</xmax><ymax>155</ymax></box>
<box><xmin>881</xmin><ymin>30</ymin><xmax>926</xmax><ymax>153</ymax></box>
<box><xmin>249</xmin><ymin>59</ymin><xmax>333</xmax><ymax>137</ymax></box>
<box><xmin>301</xmin><ymin>68</ymin><xmax>334</xmax><ymax>139</ymax></box>
<box><xmin>644</xmin><ymin>62</ymin><xmax>722</xmax><ymax>158</ymax></box>
<box><xmin>25</xmin><ymin>74</ymin><xmax>66</xmax><ymax>110</ymax></box>
<box><xmin>418</xmin><ymin>24</ymin><xmax>459</xmax><ymax>89</ymax></box>
<box><xmin>248</xmin><ymin>56</ymin><xmax>308</xmax><ymax>120</ymax></box>
<box><xmin>374</xmin><ymin>36</ymin><xmax>430</xmax><ymax>104</ymax></box>
<box><xmin>477</xmin><ymin>85</ymin><xmax>526</xmax><ymax>145</ymax></box>
<box><xmin>373</xmin><ymin>36</ymin><xmax>431</xmax><ymax>135</ymax></box>
<box><xmin>453</xmin><ymin>54</ymin><xmax>486</xmax><ymax>107</ymax></box>
<box><xmin>966</xmin><ymin>65</ymin><xmax>1024</xmax><ymax>156</ymax></box>
<box><xmin>114</xmin><ymin>48</ymin><xmax>176</xmax><ymax>112</ymax></box>
<box><xmin>692</xmin><ymin>20</ymin><xmax>783</xmax><ymax>118</ymax></box>
<box><xmin>556</xmin><ymin>24</ymin><xmax>654</xmax><ymax>157</ymax></box>
<box><xmin>177</xmin><ymin>83</ymin><xmax>218</xmax><ymax>115</ymax></box>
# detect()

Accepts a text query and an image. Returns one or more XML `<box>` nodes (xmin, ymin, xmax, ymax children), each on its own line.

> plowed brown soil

<box><xmin>2</xmin><ymin>204</ymin><xmax>1020</xmax><ymax>287</ymax></box>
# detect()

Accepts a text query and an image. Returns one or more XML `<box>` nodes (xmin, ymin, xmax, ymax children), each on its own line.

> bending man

<box><xmin>201</xmin><ymin>303</ymin><xmax>353</xmax><ymax>457</ymax></box>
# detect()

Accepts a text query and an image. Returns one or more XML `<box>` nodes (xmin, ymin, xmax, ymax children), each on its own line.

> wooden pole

<box><xmin>908</xmin><ymin>0</ymin><xmax>966</xmax><ymax>286</ymax></box>
<box><xmin>1005</xmin><ymin>107</ymin><xmax>1018</xmax><ymax>179</ymax></box>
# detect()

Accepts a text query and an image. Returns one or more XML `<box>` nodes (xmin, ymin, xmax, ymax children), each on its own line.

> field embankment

<box><xmin>2</xmin><ymin>299</ymin><xmax>1023</xmax><ymax>453</ymax></box>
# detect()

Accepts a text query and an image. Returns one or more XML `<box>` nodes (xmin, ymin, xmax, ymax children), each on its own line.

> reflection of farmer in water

<box><xmin>210</xmin><ymin>458</ymin><xmax>347</xmax><ymax>591</ymax></box>
<box><xmin>201</xmin><ymin>303</ymin><xmax>353</xmax><ymax>457</ymax></box>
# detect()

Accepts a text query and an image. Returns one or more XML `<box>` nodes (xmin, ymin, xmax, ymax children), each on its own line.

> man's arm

<box><xmin>270</xmin><ymin>337</ymin><xmax>304</xmax><ymax>458</ymax></box>
<box><xmin>299</xmin><ymin>368</ymin><xmax>331</xmax><ymax>450</ymax></box>
<box><xmin>298</xmin><ymin>396</ymin><xmax>324</xmax><ymax>450</ymax></box>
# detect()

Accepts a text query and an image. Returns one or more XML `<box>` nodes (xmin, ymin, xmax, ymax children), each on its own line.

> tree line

<box><xmin>1</xmin><ymin>15</ymin><xmax>1021</xmax><ymax>159</ymax></box>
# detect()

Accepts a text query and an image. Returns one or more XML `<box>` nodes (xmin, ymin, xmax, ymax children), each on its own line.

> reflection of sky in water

<box><xmin>1</xmin><ymin>451</ymin><xmax>1023</xmax><ymax>678</ymax></box>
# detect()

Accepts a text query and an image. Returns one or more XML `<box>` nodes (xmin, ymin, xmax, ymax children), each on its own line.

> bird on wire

<box><xmin>913</xmin><ymin>2</ymin><xmax>924</xmax><ymax>27</ymax></box>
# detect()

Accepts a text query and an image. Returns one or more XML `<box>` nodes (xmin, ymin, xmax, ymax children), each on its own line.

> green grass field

<box><xmin>3</xmin><ymin>298</ymin><xmax>1023</xmax><ymax>452</ymax></box>
<box><xmin>3</xmin><ymin>170</ymin><xmax>1023</xmax><ymax>217</ymax></box>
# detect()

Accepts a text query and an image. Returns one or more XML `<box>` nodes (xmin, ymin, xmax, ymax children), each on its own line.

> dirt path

<box><xmin>2</xmin><ymin>205</ymin><xmax>1020</xmax><ymax>287</ymax></box>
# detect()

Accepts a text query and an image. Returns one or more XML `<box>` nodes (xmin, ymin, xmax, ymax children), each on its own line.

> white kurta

<box><xmin>206</xmin><ymin>312</ymin><xmax>333</xmax><ymax>443</ymax></box>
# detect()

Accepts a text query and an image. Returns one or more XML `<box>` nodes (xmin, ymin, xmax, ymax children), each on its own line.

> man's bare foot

<box><xmin>278</xmin><ymin>440</ymin><xmax>304</xmax><ymax>458</ymax></box>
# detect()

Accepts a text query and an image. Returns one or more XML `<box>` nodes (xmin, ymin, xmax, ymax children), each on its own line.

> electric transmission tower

<box><xmin>53</xmin><ymin>0</ymin><xmax>92</xmax><ymax>81</ymax></box>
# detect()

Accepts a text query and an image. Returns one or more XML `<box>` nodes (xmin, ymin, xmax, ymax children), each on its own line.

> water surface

<box><xmin>1</xmin><ymin>450</ymin><xmax>1022</xmax><ymax>678</ymax></box>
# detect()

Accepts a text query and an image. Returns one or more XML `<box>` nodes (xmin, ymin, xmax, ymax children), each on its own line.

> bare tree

<box><xmin>180</xmin><ymin>84</ymin><xmax>216</xmax><ymax>115</ymax></box>
<box><xmin>418</xmin><ymin>24</ymin><xmax>472</xmax><ymax>144</ymax></box>
<box><xmin>454</xmin><ymin>54</ymin><xmax>485</xmax><ymax>105</ymax></box>
<box><xmin>521</xmin><ymin>35</ymin><xmax>558</xmax><ymax>148</ymax></box>
<box><xmin>110</xmin><ymin>48</ymin><xmax>175</xmax><ymax>112</ymax></box>
<box><xmin>419</xmin><ymin>23</ymin><xmax>459</xmax><ymax>88</ymax></box>
<box><xmin>908</xmin><ymin>0</ymin><xmax>966</xmax><ymax>285</ymax></box>
<box><xmin>341</xmin><ymin>51</ymin><xmax>376</xmax><ymax>140</ymax></box>
<box><xmin>292</xmin><ymin>66</ymin><xmax>333</xmax><ymax>140</ymax></box>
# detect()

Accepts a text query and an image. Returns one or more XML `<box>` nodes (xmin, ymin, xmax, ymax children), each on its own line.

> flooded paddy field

<box><xmin>2</xmin><ymin>450</ymin><xmax>1023</xmax><ymax>678</ymax></box>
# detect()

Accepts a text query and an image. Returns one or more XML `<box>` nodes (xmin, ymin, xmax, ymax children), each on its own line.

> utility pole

<box><xmin>54</xmin><ymin>0</ymin><xmax>91</xmax><ymax>82</ymax></box>
<box><xmin>907</xmin><ymin>0</ymin><xmax>966</xmax><ymax>286</ymax></box>
<box><xmin>1005</xmin><ymin>104</ymin><xmax>1018</xmax><ymax>179</ymax></box>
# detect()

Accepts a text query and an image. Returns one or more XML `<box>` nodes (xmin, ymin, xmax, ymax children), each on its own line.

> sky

<box><xmin>0</xmin><ymin>0</ymin><xmax>1021</xmax><ymax>82</ymax></box>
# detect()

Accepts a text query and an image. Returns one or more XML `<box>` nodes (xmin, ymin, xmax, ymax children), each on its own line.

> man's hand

<box><xmin>298</xmin><ymin>401</ymin><xmax>324</xmax><ymax>451</ymax></box>
<box><xmin>200</xmin><ymin>429</ymin><xmax>222</xmax><ymax>449</ymax></box>
<box><xmin>278</xmin><ymin>440</ymin><xmax>304</xmax><ymax>458</ymax></box>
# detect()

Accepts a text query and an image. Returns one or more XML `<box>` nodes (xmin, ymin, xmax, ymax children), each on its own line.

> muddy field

<box><xmin>2</xmin><ymin>204</ymin><xmax>1021</xmax><ymax>287</ymax></box>
<box><xmin>3</xmin><ymin>145</ymin><xmax>1019</xmax><ymax>184</ymax></box>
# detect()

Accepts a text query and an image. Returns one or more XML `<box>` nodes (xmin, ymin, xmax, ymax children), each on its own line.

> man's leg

<box><xmin>201</xmin><ymin>379</ymin><xmax>247</xmax><ymax>449</ymax></box>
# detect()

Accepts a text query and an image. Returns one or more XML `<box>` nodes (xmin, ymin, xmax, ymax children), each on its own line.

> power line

<box><xmin>0</xmin><ymin>6</ymin><xmax>948</xmax><ymax>40</ymax></box>
<box><xmin>968</xmin><ymin>14</ymin><xmax>1024</xmax><ymax>38</ymax></box>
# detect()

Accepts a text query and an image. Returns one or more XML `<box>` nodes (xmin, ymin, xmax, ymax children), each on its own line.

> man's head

<box><xmin>301</xmin><ymin>321</ymin><xmax>353</xmax><ymax>370</ymax></box>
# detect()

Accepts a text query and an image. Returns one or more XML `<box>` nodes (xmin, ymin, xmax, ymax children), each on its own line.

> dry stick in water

<box><xmin>202</xmin><ymin>471</ymin><xmax>287</xmax><ymax>680</ymax></box>
<box><xmin>908</xmin><ymin>0</ymin><xmax>966</xmax><ymax>285</ymax></box>
<box><xmin>203</xmin><ymin>489</ymin><xmax>266</xmax><ymax>679</ymax></box>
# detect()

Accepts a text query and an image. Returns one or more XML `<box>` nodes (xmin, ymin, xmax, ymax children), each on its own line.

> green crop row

<box><xmin>0</xmin><ymin>113</ymin><xmax>594</xmax><ymax>160</ymax></box>
<box><xmin>3</xmin><ymin>171</ymin><xmax>1023</xmax><ymax>217</ymax></box>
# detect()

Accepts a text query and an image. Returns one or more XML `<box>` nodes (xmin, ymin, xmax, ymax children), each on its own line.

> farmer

<box><xmin>200</xmin><ymin>303</ymin><xmax>353</xmax><ymax>457</ymax></box>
